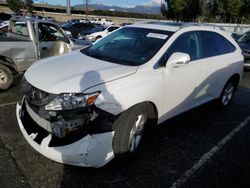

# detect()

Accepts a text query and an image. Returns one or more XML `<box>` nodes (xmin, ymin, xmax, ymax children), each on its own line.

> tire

<box><xmin>95</xmin><ymin>36</ymin><xmax>102</xmax><ymax>41</ymax></box>
<box><xmin>112</xmin><ymin>103</ymin><xmax>149</xmax><ymax>156</ymax></box>
<box><xmin>0</xmin><ymin>64</ymin><xmax>13</xmax><ymax>90</ymax></box>
<box><xmin>216</xmin><ymin>79</ymin><xmax>237</xmax><ymax>107</ymax></box>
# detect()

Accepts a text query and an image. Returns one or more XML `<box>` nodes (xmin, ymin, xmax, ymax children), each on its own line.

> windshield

<box><xmin>81</xmin><ymin>27</ymin><xmax>173</xmax><ymax>66</ymax></box>
<box><xmin>238</xmin><ymin>32</ymin><xmax>250</xmax><ymax>43</ymax></box>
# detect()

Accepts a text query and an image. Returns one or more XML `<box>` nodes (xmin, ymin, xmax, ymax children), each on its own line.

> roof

<box><xmin>131</xmin><ymin>21</ymin><xmax>226</xmax><ymax>33</ymax></box>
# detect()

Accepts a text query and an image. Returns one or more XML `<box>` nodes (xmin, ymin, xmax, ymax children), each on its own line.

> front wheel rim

<box><xmin>222</xmin><ymin>83</ymin><xmax>234</xmax><ymax>106</ymax></box>
<box><xmin>0</xmin><ymin>69</ymin><xmax>8</xmax><ymax>86</ymax></box>
<box><xmin>129</xmin><ymin>114</ymin><xmax>146</xmax><ymax>152</ymax></box>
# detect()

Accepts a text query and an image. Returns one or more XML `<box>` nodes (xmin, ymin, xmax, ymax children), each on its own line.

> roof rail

<box><xmin>180</xmin><ymin>22</ymin><xmax>226</xmax><ymax>31</ymax></box>
<box><xmin>136</xmin><ymin>21</ymin><xmax>226</xmax><ymax>31</ymax></box>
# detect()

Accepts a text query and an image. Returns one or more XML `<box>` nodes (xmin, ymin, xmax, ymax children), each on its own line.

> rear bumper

<box><xmin>16</xmin><ymin>102</ymin><xmax>114</xmax><ymax>168</ymax></box>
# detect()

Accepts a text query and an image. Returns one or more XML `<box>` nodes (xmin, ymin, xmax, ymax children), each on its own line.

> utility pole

<box><xmin>66</xmin><ymin>0</ymin><xmax>71</xmax><ymax>15</ymax></box>
<box><xmin>84</xmin><ymin>0</ymin><xmax>91</xmax><ymax>18</ymax></box>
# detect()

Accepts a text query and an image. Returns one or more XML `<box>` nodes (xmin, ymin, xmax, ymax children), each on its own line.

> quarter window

<box><xmin>201</xmin><ymin>31</ymin><xmax>227</xmax><ymax>58</ymax></box>
<box><xmin>224</xmin><ymin>38</ymin><xmax>236</xmax><ymax>53</ymax></box>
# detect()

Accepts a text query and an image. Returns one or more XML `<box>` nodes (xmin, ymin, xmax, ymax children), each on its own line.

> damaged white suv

<box><xmin>16</xmin><ymin>22</ymin><xmax>244</xmax><ymax>167</ymax></box>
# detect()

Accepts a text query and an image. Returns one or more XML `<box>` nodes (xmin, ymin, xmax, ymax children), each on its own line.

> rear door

<box><xmin>199</xmin><ymin>31</ymin><xmax>235</xmax><ymax>98</ymax></box>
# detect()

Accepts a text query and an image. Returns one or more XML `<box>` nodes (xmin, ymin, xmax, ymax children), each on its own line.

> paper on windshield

<box><xmin>146</xmin><ymin>33</ymin><xmax>168</xmax><ymax>40</ymax></box>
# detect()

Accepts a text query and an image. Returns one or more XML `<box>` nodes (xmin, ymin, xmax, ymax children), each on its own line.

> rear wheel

<box><xmin>217</xmin><ymin>79</ymin><xmax>237</xmax><ymax>107</ymax></box>
<box><xmin>112</xmin><ymin>103</ymin><xmax>149</xmax><ymax>156</ymax></box>
<box><xmin>0</xmin><ymin>64</ymin><xmax>13</xmax><ymax>90</ymax></box>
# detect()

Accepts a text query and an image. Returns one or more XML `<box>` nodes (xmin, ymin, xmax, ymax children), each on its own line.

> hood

<box><xmin>25</xmin><ymin>51</ymin><xmax>138</xmax><ymax>94</ymax></box>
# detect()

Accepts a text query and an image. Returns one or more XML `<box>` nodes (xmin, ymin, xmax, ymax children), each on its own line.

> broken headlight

<box><xmin>45</xmin><ymin>92</ymin><xmax>100</xmax><ymax>111</ymax></box>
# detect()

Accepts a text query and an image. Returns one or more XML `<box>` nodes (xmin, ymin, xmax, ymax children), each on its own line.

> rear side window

<box><xmin>201</xmin><ymin>31</ymin><xmax>228</xmax><ymax>58</ymax></box>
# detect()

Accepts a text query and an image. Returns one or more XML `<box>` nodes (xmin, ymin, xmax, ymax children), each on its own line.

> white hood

<box><xmin>25</xmin><ymin>51</ymin><xmax>138</xmax><ymax>94</ymax></box>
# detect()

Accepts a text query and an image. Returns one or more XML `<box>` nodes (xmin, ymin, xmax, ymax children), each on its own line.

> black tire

<box><xmin>95</xmin><ymin>36</ymin><xmax>102</xmax><ymax>41</ymax></box>
<box><xmin>112</xmin><ymin>103</ymin><xmax>150</xmax><ymax>156</ymax></box>
<box><xmin>0</xmin><ymin>64</ymin><xmax>13</xmax><ymax>90</ymax></box>
<box><xmin>216</xmin><ymin>79</ymin><xmax>237</xmax><ymax>107</ymax></box>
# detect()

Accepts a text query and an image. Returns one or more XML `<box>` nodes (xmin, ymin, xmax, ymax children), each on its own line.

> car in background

<box><xmin>78</xmin><ymin>25</ymin><xmax>105</xmax><ymax>40</ymax></box>
<box><xmin>81</xmin><ymin>25</ymin><xmax>120</xmax><ymax>42</ymax></box>
<box><xmin>42</xmin><ymin>16</ymin><xmax>55</xmax><ymax>22</ymax></box>
<box><xmin>120</xmin><ymin>22</ymin><xmax>133</xmax><ymax>26</ymax></box>
<box><xmin>0</xmin><ymin>21</ymin><xmax>11</xmax><ymax>36</ymax></box>
<box><xmin>0</xmin><ymin>20</ymin><xmax>9</xmax><ymax>34</ymax></box>
<box><xmin>62</xmin><ymin>22</ymin><xmax>94</xmax><ymax>38</ymax></box>
<box><xmin>68</xmin><ymin>19</ymin><xmax>91</xmax><ymax>24</ymax></box>
<box><xmin>91</xmin><ymin>18</ymin><xmax>113</xmax><ymax>26</ymax></box>
<box><xmin>0</xmin><ymin>16</ymin><xmax>91</xmax><ymax>90</ymax></box>
<box><xmin>237</xmin><ymin>31</ymin><xmax>250</xmax><ymax>69</ymax></box>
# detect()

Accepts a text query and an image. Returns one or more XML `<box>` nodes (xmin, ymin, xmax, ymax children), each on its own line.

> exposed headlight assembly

<box><xmin>45</xmin><ymin>92</ymin><xmax>100</xmax><ymax>111</ymax></box>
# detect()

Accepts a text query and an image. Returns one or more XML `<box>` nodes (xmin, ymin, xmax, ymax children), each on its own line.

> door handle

<box><xmin>42</xmin><ymin>47</ymin><xmax>48</xmax><ymax>50</ymax></box>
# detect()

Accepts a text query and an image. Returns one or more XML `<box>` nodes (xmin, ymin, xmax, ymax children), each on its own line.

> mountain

<box><xmin>74</xmin><ymin>4</ymin><xmax>161</xmax><ymax>15</ymax></box>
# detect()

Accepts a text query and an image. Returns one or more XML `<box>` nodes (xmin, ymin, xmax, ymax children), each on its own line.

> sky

<box><xmin>33</xmin><ymin>0</ymin><xmax>163</xmax><ymax>7</ymax></box>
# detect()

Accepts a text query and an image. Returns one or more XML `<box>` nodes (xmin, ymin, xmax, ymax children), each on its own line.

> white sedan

<box><xmin>85</xmin><ymin>25</ymin><xmax>120</xmax><ymax>42</ymax></box>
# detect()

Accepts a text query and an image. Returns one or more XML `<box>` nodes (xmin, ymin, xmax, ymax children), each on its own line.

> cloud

<box><xmin>152</xmin><ymin>0</ymin><xmax>162</xmax><ymax>4</ymax></box>
<box><xmin>142</xmin><ymin>0</ymin><xmax>162</xmax><ymax>6</ymax></box>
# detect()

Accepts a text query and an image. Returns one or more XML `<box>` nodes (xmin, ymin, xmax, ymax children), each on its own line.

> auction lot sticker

<box><xmin>147</xmin><ymin>33</ymin><xmax>168</xmax><ymax>39</ymax></box>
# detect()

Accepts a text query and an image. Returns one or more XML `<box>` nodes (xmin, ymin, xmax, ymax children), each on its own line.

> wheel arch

<box><xmin>0</xmin><ymin>56</ymin><xmax>17</xmax><ymax>73</ymax></box>
<box><xmin>227</xmin><ymin>73</ymin><xmax>240</xmax><ymax>90</ymax></box>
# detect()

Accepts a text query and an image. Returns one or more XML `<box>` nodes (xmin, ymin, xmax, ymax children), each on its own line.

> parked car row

<box><xmin>232</xmin><ymin>31</ymin><xmax>250</xmax><ymax>69</ymax></box>
<box><xmin>78</xmin><ymin>25</ymin><xmax>120</xmax><ymax>42</ymax></box>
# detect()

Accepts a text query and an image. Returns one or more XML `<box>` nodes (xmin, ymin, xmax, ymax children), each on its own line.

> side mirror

<box><xmin>167</xmin><ymin>52</ymin><xmax>190</xmax><ymax>67</ymax></box>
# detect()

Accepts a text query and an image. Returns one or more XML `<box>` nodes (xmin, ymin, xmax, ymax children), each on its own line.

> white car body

<box><xmin>85</xmin><ymin>25</ymin><xmax>120</xmax><ymax>42</ymax></box>
<box><xmin>91</xmin><ymin>18</ymin><xmax>113</xmax><ymax>26</ymax></box>
<box><xmin>17</xmin><ymin>22</ymin><xmax>244</xmax><ymax>167</ymax></box>
<box><xmin>0</xmin><ymin>20</ymin><xmax>9</xmax><ymax>27</ymax></box>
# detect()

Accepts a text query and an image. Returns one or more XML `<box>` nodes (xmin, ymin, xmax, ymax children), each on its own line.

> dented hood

<box><xmin>25</xmin><ymin>51</ymin><xmax>138</xmax><ymax>94</ymax></box>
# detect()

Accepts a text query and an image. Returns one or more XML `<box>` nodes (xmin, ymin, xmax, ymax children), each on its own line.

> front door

<box><xmin>38</xmin><ymin>22</ymin><xmax>70</xmax><ymax>59</ymax></box>
<box><xmin>162</xmin><ymin>31</ymin><xmax>208</xmax><ymax>119</ymax></box>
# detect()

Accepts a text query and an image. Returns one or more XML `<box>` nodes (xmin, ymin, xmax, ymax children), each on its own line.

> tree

<box><xmin>25</xmin><ymin>0</ymin><xmax>34</xmax><ymax>14</ymax></box>
<box><xmin>161</xmin><ymin>2</ymin><xmax>168</xmax><ymax>17</ymax></box>
<box><xmin>183</xmin><ymin>0</ymin><xmax>205</xmax><ymax>21</ymax></box>
<box><xmin>166</xmin><ymin>0</ymin><xmax>187</xmax><ymax>21</ymax></box>
<box><xmin>6</xmin><ymin>0</ymin><xmax>22</xmax><ymax>13</ymax></box>
<box><xmin>224</xmin><ymin>0</ymin><xmax>243</xmax><ymax>22</ymax></box>
<box><xmin>211</xmin><ymin>0</ymin><xmax>225</xmax><ymax>21</ymax></box>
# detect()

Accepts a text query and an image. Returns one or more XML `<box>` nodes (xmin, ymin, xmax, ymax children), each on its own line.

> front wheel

<box><xmin>112</xmin><ymin>103</ymin><xmax>148</xmax><ymax>156</ymax></box>
<box><xmin>0</xmin><ymin>64</ymin><xmax>13</xmax><ymax>90</ymax></box>
<box><xmin>216</xmin><ymin>80</ymin><xmax>237</xmax><ymax>107</ymax></box>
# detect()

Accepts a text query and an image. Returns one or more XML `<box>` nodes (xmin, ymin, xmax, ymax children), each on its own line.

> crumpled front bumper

<box><xmin>16</xmin><ymin>102</ymin><xmax>114</xmax><ymax>168</ymax></box>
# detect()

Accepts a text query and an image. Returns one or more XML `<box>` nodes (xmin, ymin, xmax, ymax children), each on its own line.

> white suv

<box><xmin>16</xmin><ymin>22</ymin><xmax>244</xmax><ymax>167</ymax></box>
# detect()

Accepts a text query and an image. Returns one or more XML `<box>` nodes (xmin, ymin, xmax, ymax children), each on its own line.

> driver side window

<box><xmin>160</xmin><ymin>31</ymin><xmax>202</xmax><ymax>66</ymax></box>
<box><xmin>38</xmin><ymin>23</ymin><xmax>68</xmax><ymax>43</ymax></box>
